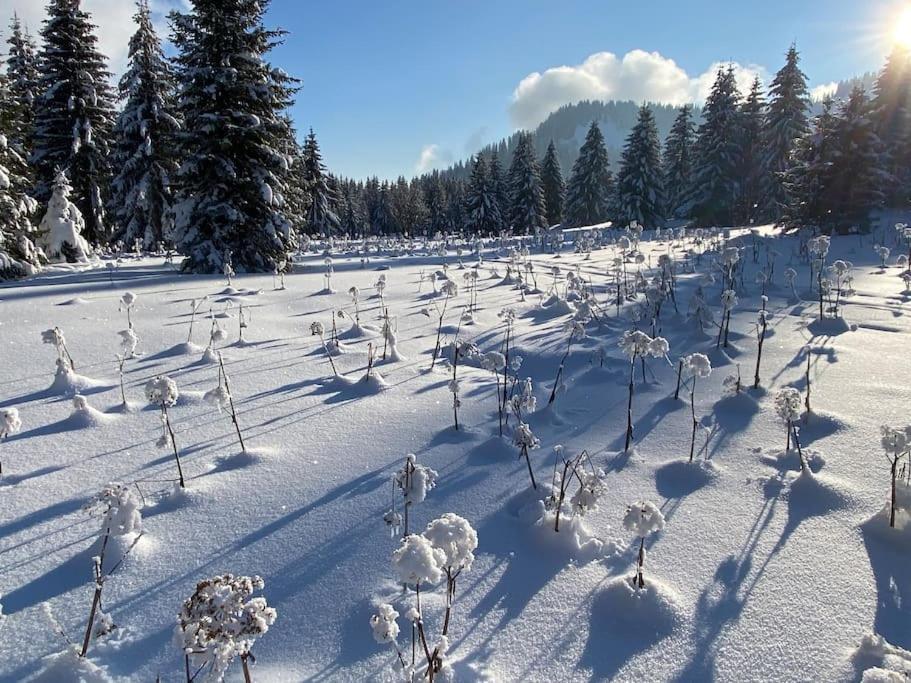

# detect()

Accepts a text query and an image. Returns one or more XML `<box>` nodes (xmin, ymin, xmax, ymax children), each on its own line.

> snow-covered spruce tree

<box><xmin>0</xmin><ymin>127</ymin><xmax>41</xmax><ymax>279</ymax></box>
<box><xmin>616</xmin><ymin>103</ymin><xmax>664</xmax><ymax>229</ymax></box>
<box><xmin>387</xmin><ymin>453</ymin><xmax>438</xmax><ymax>537</ymax></box>
<box><xmin>145</xmin><ymin>375</ymin><xmax>185</xmax><ymax>488</ymax></box>
<box><xmin>32</xmin><ymin>0</ymin><xmax>115</xmax><ymax>245</ymax></box>
<box><xmin>5</xmin><ymin>15</ymin><xmax>40</xmax><ymax>158</ymax></box>
<box><xmin>37</xmin><ymin>170</ymin><xmax>92</xmax><ymax>262</ymax></box>
<box><xmin>619</xmin><ymin>330</ymin><xmax>669</xmax><ymax>452</ymax></box>
<box><xmin>108</xmin><ymin>0</ymin><xmax>180</xmax><ymax>251</ymax></box>
<box><xmin>761</xmin><ymin>44</ymin><xmax>810</xmax><ymax>220</ymax></box>
<box><xmin>0</xmin><ymin>407</ymin><xmax>22</xmax><ymax>475</ymax></box>
<box><xmin>464</xmin><ymin>154</ymin><xmax>501</xmax><ymax>235</ymax></box>
<box><xmin>879</xmin><ymin>425</ymin><xmax>911</xmax><ymax>528</ymax></box>
<box><xmin>686</xmin><ymin>66</ymin><xmax>741</xmax><ymax>226</ymax></box>
<box><xmin>178</xmin><ymin>574</ymin><xmax>277</xmax><ymax>683</ymax></box>
<box><xmin>774</xmin><ymin>387</ymin><xmax>805</xmax><ymax>470</ymax></box>
<box><xmin>662</xmin><ymin>105</ymin><xmax>696</xmax><ymax>219</ymax></box>
<box><xmin>301</xmin><ymin>128</ymin><xmax>340</xmax><ymax>237</ymax></box>
<box><xmin>871</xmin><ymin>45</ymin><xmax>911</xmax><ymax>205</ymax></box>
<box><xmin>541</xmin><ymin>139</ymin><xmax>565</xmax><ymax>227</ymax></box>
<box><xmin>486</xmin><ymin>152</ymin><xmax>508</xmax><ymax>233</ymax></box>
<box><xmin>737</xmin><ymin>76</ymin><xmax>767</xmax><ymax>225</ymax></box>
<box><xmin>507</xmin><ymin>131</ymin><xmax>547</xmax><ymax>235</ymax></box>
<box><xmin>683</xmin><ymin>353</ymin><xmax>711</xmax><ymax>462</ymax></box>
<box><xmin>80</xmin><ymin>484</ymin><xmax>143</xmax><ymax>656</ymax></box>
<box><xmin>623</xmin><ymin>500</ymin><xmax>665</xmax><ymax>589</ymax></box>
<box><xmin>170</xmin><ymin>0</ymin><xmax>298</xmax><ymax>273</ymax></box>
<box><xmin>565</xmin><ymin>121</ymin><xmax>613</xmax><ymax>227</ymax></box>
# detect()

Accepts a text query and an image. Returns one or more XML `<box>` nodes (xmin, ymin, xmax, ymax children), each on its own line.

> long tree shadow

<box><xmin>861</xmin><ymin>524</ymin><xmax>911</xmax><ymax>649</ymax></box>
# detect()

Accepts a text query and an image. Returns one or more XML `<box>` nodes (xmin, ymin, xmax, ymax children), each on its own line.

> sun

<box><xmin>893</xmin><ymin>6</ymin><xmax>911</xmax><ymax>48</ymax></box>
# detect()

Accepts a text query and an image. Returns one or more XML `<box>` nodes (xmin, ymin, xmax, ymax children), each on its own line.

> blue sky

<box><xmin>2</xmin><ymin>0</ymin><xmax>906</xmax><ymax>179</ymax></box>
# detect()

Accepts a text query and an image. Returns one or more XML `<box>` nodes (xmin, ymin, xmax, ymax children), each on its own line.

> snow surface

<box><xmin>0</xmin><ymin>227</ymin><xmax>909</xmax><ymax>681</ymax></box>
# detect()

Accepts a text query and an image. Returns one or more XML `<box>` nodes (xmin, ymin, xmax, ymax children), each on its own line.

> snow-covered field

<box><xmin>1</xmin><ymin>228</ymin><xmax>910</xmax><ymax>682</ymax></box>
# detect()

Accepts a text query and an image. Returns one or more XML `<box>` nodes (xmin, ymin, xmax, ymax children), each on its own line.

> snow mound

<box><xmin>853</xmin><ymin>633</ymin><xmax>911</xmax><ymax>681</ymax></box>
<box><xmin>591</xmin><ymin>575</ymin><xmax>683</xmax><ymax>641</ymax></box>
<box><xmin>57</xmin><ymin>297</ymin><xmax>90</xmax><ymax>306</ymax></box>
<box><xmin>26</xmin><ymin>647</ymin><xmax>112</xmax><ymax>683</ymax></box>
<box><xmin>49</xmin><ymin>367</ymin><xmax>106</xmax><ymax>396</ymax></box>
<box><xmin>69</xmin><ymin>395</ymin><xmax>112</xmax><ymax>428</ymax></box>
<box><xmin>535</xmin><ymin>294</ymin><xmax>575</xmax><ymax>319</ymax></box>
<box><xmin>531</xmin><ymin>505</ymin><xmax>605</xmax><ymax>563</ymax></box>
<box><xmin>654</xmin><ymin>459</ymin><xmax>720</xmax><ymax>498</ymax></box>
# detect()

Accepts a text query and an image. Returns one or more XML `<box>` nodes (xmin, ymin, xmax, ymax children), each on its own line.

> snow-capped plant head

<box><xmin>396</xmin><ymin>455</ymin><xmax>438</xmax><ymax>505</ymax></box>
<box><xmin>177</xmin><ymin>575</ymin><xmax>277</xmax><ymax>682</ymax></box>
<box><xmin>623</xmin><ymin>500</ymin><xmax>665</xmax><ymax>539</ymax></box>
<box><xmin>831</xmin><ymin>260</ymin><xmax>850</xmax><ymax>277</ymax></box>
<box><xmin>440</xmin><ymin>280</ymin><xmax>458</xmax><ymax>297</ymax></box>
<box><xmin>203</xmin><ymin>385</ymin><xmax>231</xmax><ymax>413</ymax></box>
<box><xmin>619</xmin><ymin>329</ymin><xmax>653</xmax><ymax>360</ymax></box>
<box><xmin>120</xmin><ymin>291</ymin><xmax>136</xmax><ymax>310</ymax></box>
<box><xmin>721</xmin><ymin>289</ymin><xmax>738</xmax><ymax>311</ymax></box>
<box><xmin>392</xmin><ymin>534</ymin><xmax>445</xmax><ymax>587</ymax></box>
<box><xmin>348</xmin><ymin>286</ymin><xmax>359</xmax><ymax>302</ymax></box>
<box><xmin>498</xmin><ymin>307</ymin><xmax>516</xmax><ymax>328</ymax></box>
<box><xmin>41</xmin><ymin>327</ymin><xmax>66</xmax><ymax>354</ymax></box>
<box><xmin>118</xmin><ymin>328</ymin><xmax>139</xmax><ymax>356</ymax></box>
<box><xmin>369</xmin><ymin>604</ymin><xmax>400</xmax><ymax>645</ymax></box>
<box><xmin>774</xmin><ymin>387</ymin><xmax>802</xmax><ymax>424</ymax></box>
<box><xmin>423</xmin><ymin>513</ymin><xmax>478</xmax><ymax>573</ymax></box>
<box><xmin>684</xmin><ymin>352</ymin><xmax>712</xmax><ymax>379</ymax></box>
<box><xmin>513</xmin><ymin>421</ymin><xmax>540</xmax><ymax>450</ymax></box>
<box><xmin>808</xmin><ymin>235</ymin><xmax>831</xmax><ymax>259</ymax></box>
<box><xmin>722</xmin><ymin>246</ymin><xmax>740</xmax><ymax>267</ymax></box>
<box><xmin>85</xmin><ymin>483</ymin><xmax>142</xmax><ymax>537</ymax></box>
<box><xmin>0</xmin><ymin>408</ymin><xmax>22</xmax><ymax>439</ymax></box>
<box><xmin>72</xmin><ymin>394</ymin><xmax>89</xmax><ymax>413</ymax></box>
<box><xmin>570</xmin><ymin>468</ymin><xmax>607</xmax><ymax>515</ymax></box>
<box><xmin>648</xmin><ymin>336</ymin><xmax>670</xmax><ymax>359</ymax></box>
<box><xmin>512</xmin><ymin>377</ymin><xmax>536</xmax><ymax>416</ymax></box>
<box><xmin>481</xmin><ymin>351</ymin><xmax>506</xmax><ymax>373</ymax></box>
<box><xmin>145</xmin><ymin>375</ymin><xmax>178</xmax><ymax>407</ymax></box>
<box><xmin>880</xmin><ymin>425</ymin><xmax>910</xmax><ymax>457</ymax></box>
<box><xmin>310</xmin><ymin>321</ymin><xmax>324</xmax><ymax>337</ymax></box>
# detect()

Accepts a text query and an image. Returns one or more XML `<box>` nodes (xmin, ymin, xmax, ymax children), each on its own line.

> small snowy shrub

<box><xmin>177</xmin><ymin>575</ymin><xmax>277</xmax><ymax>683</ymax></box>
<box><xmin>513</xmin><ymin>421</ymin><xmax>540</xmax><ymax>489</ymax></box>
<box><xmin>546</xmin><ymin>447</ymin><xmax>606</xmax><ymax>532</ymax></box>
<box><xmin>774</xmin><ymin>387</ymin><xmax>805</xmax><ymax>470</ymax></box>
<box><xmin>683</xmin><ymin>353</ymin><xmax>712</xmax><ymax>462</ymax></box>
<box><xmin>310</xmin><ymin>320</ymin><xmax>339</xmax><ymax>376</ymax></box>
<box><xmin>0</xmin><ymin>407</ymin><xmax>22</xmax><ymax>475</ymax></box>
<box><xmin>423</xmin><ymin>513</ymin><xmax>478</xmax><ymax>635</ymax></box>
<box><xmin>42</xmin><ymin>326</ymin><xmax>75</xmax><ymax>371</ymax></box>
<box><xmin>717</xmin><ymin>289</ymin><xmax>737</xmax><ymax>349</ymax></box>
<box><xmin>547</xmin><ymin>321</ymin><xmax>587</xmax><ymax>406</ymax></box>
<box><xmin>619</xmin><ymin>330</ymin><xmax>670</xmax><ymax>451</ymax></box>
<box><xmin>145</xmin><ymin>376</ymin><xmax>185</xmax><ymax>488</ymax></box>
<box><xmin>389</xmin><ymin>454</ymin><xmax>438</xmax><ymax>537</ymax></box>
<box><xmin>880</xmin><ymin>425</ymin><xmax>911</xmax><ymax>528</ymax></box>
<box><xmin>204</xmin><ymin>353</ymin><xmax>247</xmax><ymax>454</ymax></box>
<box><xmin>623</xmin><ymin>501</ymin><xmax>665</xmax><ymax>589</ymax></box>
<box><xmin>119</xmin><ymin>291</ymin><xmax>137</xmax><ymax>330</ymax></box>
<box><xmin>429</xmin><ymin>280</ymin><xmax>458</xmax><ymax>369</ymax></box>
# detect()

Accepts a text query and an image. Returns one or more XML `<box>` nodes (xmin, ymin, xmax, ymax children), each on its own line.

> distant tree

<box><xmin>170</xmin><ymin>0</ymin><xmax>298</xmax><ymax>272</ymax></box>
<box><xmin>464</xmin><ymin>154</ymin><xmax>501</xmax><ymax>234</ymax></box>
<box><xmin>615</xmin><ymin>103</ymin><xmax>664</xmax><ymax>228</ymax></box>
<box><xmin>736</xmin><ymin>76</ymin><xmax>766</xmax><ymax>224</ymax></box>
<box><xmin>762</xmin><ymin>44</ymin><xmax>810</xmax><ymax>219</ymax></box>
<box><xmin>662</xmin><ymin>105</ymin><xmax>695</xmax><ymax>219</ymax></box>
<box><xmin>870</xmin><ymin>45</ymin><xmax>911</xmax><ymax>205</ymax></box>
<box><xmin>108</xmin><ymin>0</ymin><xmax>180</xmax><ymax>250</ymax></box>
<box><xmin>507</xmin><ymin>131</ymin><xmax>547</xmax><ymax>235</ymax></box>
<box><xmin>302</xmin><ymin>129</ymin><xmax>341</xmax><ymax>237</ymax></box>
<box><xmin>487</xmin><ymin>152</ymin><xmax>508</xmax><ymax>232</ymax></box>
<box><xmin>5</xmin><ymin>15</ymin><xmax>40</xmax><ymax>160</ymax></box>
<box><xmin>424</xmin><ymin>173</ymin><xmax>449</xmax><ymax>236</ymax></box>
<box><xmin>687</xmin><ymin>67</ymin><xmax>742</xmax><ymax>226</ymax></box>
<box><xmin>783</xmin><ymin>97</ymin><xmax>839</xmax><ymax>228</ymax></box>
<box><xmin>32</xmin><ymin>0</ymin><xmax>116</xmax><ymax>244</ymax></box>
<box><xmin>565</xmin><ymin>121</ymin><xmax>613</xmax><ymax>227</ymax></box>
<box><xmin>541</xmin><ymin>139</ymin><xmax>565</xmax><ymax>226</ymax></box>
<box><xmin>0</xmin><ymin>117</ymin><xmax>41</xmax><ymax>278</ymax></box>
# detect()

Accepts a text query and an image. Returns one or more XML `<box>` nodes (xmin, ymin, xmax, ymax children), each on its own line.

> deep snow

<box><xmin>0</xmin><ymin>225</ymin><xmax>910</xmax><ymax>682</ymax></box>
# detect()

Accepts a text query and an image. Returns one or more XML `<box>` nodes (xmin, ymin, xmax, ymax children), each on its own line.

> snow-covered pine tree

<box><xmin>662</xmin><ymin>105</ymin><xmax>695</xmax><ymax>219</ymax></box>
<box><xmin>824</xmin><ymin>86</ymin><xmax>886</xmax><ymax>231</ymax></box>
<box><xmin>32</xmin><ymin>0</ymin><xmax>115</xmax><ymax>246</ymax></box>
<box><xmin>108</xmin><ymin>0</ymin><xmax>180</xmax><ymax>251</ymax></box>
<box><xmin>487</xmin><ymin>152</ymin><xmax>508</xmax><ymax>233</ymax></box>
<box><xmin>564</xmin><ymin>121</ymin><xmax>613</xmax><ymax>227</ymax></box>
<box><xmin>541</xmin><ymin>139</ymin><xmax>565</xmax><ymax>227</ymax></box>
<box><xmin>5</xmin><ymin>15</ymin><xmax>40</xmax><ymax>161</ymax></box>
<box><xmin>761</xmin><ymin>44</ymin><xmax>810</xmax><ymax>220</ymax></box>
<box><xmin>371</xmin><ymin>181</ymin><xmax>395</xmax><ymax>235</ymax></box>
<box><xmin>870</xmin><ymin>45</ymin><xmax>911</xmax><ymax>205</ymax></box>
<box><xmin>464</xmin><ymin>154</ymin><xmax>501</xmax><ymax>235</ymax></box>
<box><xmin>615</xmin><ymin>103</ymin><xmax>664</xmax><ymax>228</ymax></box>
<box><xmin>506</xmin><ymin>131</ymin><xmax>547</xmax><ymax>235</ymax></box>
<box><xmin>37</xmin><ymin>170</ymin><xmax>92</xmax><ymax>262</ymax></box>
<box><xmin>302</xmin><ymin>128</ymin><xmax>341</xmax><ymax>236</ymax></box>
<box><xmin>686</xmin><ymin>67</ymin><xmax>742</xmax><ymax>226</ymax></box>
<box><xmin>425</xmin><ymin>173</ymin><xmax>449</xmax><ymax>236</ymax></box>
<box><xmin>446</xmin><ymin>178</ymin><xmax>466</xmax><ymax>232</ymax></box>
<box><xmin>170</xmin><ymin>0</ymin><xmax>298</xmax><ymax>272</ymax></box>
<box><xmin>278</xmin><ymin>116</ymin><xmax>307</xmax><ymax>234</ymax></box>
<box><xmin>0</xmin><ymin>123</ymin><xmax>42</xmax><ymax>278</ymax></box>
<box><xmin>782</xmin><ymin>97</ymin><xmax>838</xmax><ymax>228</ymax></box>
<box><xmin>736</xmin><ymin>76</ymin><xmax>766</xmax><ymax>224</ymax></box>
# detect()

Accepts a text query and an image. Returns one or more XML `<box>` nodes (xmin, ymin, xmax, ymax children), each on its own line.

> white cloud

<box><xmin>0</xmin><ymin>0</ymin><xmax>188</xmax><ymax>77</ymax></box>
<box><xmin>509</xmin><ymin>49</ymin><xmax>768</xmax><ymax>129</ymax></box>
<box><xmin>415</xmin><ymin>144</ymin><xmax>453</xmax><ymax>174</ymax></box>
<box><xmin>810</xmin><ymin>81</ymin><xmax>838</xmax><ymax>102</ymax></box>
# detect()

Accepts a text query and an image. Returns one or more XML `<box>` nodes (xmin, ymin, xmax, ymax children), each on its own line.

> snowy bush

<box><xmin>683</xmin><ymin>353</ymin><xmax>712</xmax><ymax>462</ymax></box>
<box><xmin>775</xmin><ymin>387</ymin><xmax>806</xmax><ymax>470</ymax></box>
<box><xmin>423</xmin><ymin>513</ymin><xmax>478</xmax><ymax>635</ymax></box>
<box><xmin>177</xmin><ymin>574</ymin><xmax>277</xmax><ymax>683</ymax></box>
<box><xmin>545</xmin><ymin>447</ymin><xmax>606</xmax><ymax>532</ymax></box>
<box><xmin>388</xmin><ymin>454</ymin><xmax>438</xmax><ymax>537</ymax></box>
<box><xmin>37</xmin><ymin>171</ymin><xmax>92</xmax><ymax>262</ymax></box>
<box><xmin>513</xmin><ymin>421</ymin><xmax>540</xmax><ymax>489</ymax></box>
<box><xmin>880</xmin><ymin>425</ymin><xmax>911</xmax><ymax>528</ymax></box>
<box><xmin>145</xmin><ymin>376</ymin><xmax>185</xmax><ymax>488</ymax></box>
<box><xmin>0</xmin><ymin>407</ymin><xmax>22</xmax><ymax>476</ymax></box>
<box><xmin>619</xmin><ymin>330</ymin><xmax>670</xmax><ymax>451</ymax></box>
<box><xmin>310</xmin><ymin>320</ymin><xmax>339</xmax><ymax>376</ymax></box>
<box><xmin>623</xmin><ymin>501</ymin><xmax>665</xmax><ymax>588</ymax></box>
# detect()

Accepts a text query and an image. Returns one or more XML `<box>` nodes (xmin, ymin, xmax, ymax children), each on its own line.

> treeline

<box><xmin>1</xmin><ymin>1</ymin><xmax>910</xmax><ymax>279</ymax></box>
